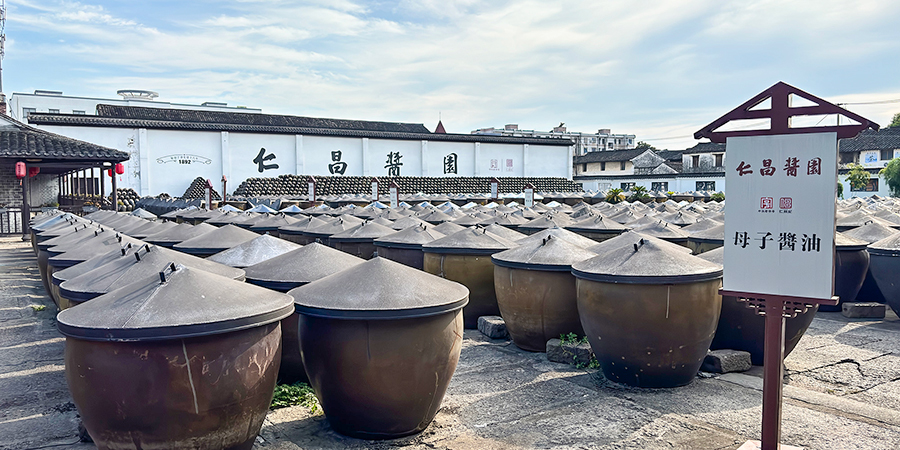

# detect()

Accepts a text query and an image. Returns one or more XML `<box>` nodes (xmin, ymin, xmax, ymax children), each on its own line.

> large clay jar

<box><xmin>423</xmin><ymin>227</ymin><xmax>516</xmax><ymax>328</ymax></box>
<box><xmin>51</xmin><ymin>243</ymin><xmax>137</xmax><ymax>310</ymax></box>
<box><xmin>573</xmin><ymin>238</ymin><xmax>723</xmax><ymax>388</ymax></box>
<box><xmin>868</xmin><ymin>233</ymin><xmax>900</xmax><ymax>316</ymax></box>
<box><xmin>819</xmin><ymin>233</ymin><xmax>870</xmax><ymax>312</ymax></box>
<box><xmin>45</xmin><ymin>231</ymin><xmax>140</xmax><ymax>306</ymax></box>
<box><xmin>207</xmin><ymin>234</ymin><xmax>301</xmax><ymax>268</ymax></box>
<box><xmin>374</xmin><ymin>224</ymin><xmax>445</xmax><ymax>270</ymax></box>
<box><xmin>36</xmin><ymin>224</ymin><xmax>98</xmax><ymax>296</ymax></box>
<box><xmin>699</xmin><ymin>247</ymin><xmax>817</xmax><ymax>365</ymax></box>
<box><xmin>243</xmin><ymin>243</ymin><xmax>365</xmax><ymax>383</ymax></box>
<box><xmin>565</xmin><ymin>214</ymin><xmax>628</xmax><ymax>243</ymax></box>
<box><xmin>248</xmin><ymin>213</ymin><xmax>301</xmax><ymax>238</ymax></box>
<box><xmin>57</xmin><ymin>263</ymin><xmax>294</xmax><ymax>450</ymax></box>
<box><xmin>277</xmin><ymin>216</ymin><xmax>331</xmax><ymax>245</ymax></box>
<box><xmin>174</xmin><ymin>224</ymin><xmax>260</xmax><ymax>257</ymax></box>
<box><xmin>843</xmin><ymin>222</ymin><xmax>898</xmax><ymax>304</ymax></box>
<box><xmin>144</xmin><ymin>222</ymin><xmax>217</xmax><ymax>248</ymax></box>
<box><xmin>290</xmin><ymin>258</ymin><xmax>468</xmax><ymax>439</ymax></box>
<box><xmin>329</xmin><ymin>221</ymin><xmax>397</xmax><ymax>259</ymax></box>
<box><xmin>687</xmin><ymin>224</ymin><xmax>724</xmax><ymax>255</ymax></box>
<box><xmin>492</xmin><ymin>235</ymin><xmax>596</xmax><ymax>351</ymax></box>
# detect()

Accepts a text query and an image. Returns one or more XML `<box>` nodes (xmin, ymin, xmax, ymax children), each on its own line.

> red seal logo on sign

<box><xmin>779</xmin><ymin>197</ymin><xmax>792</xmax><ymax>209</ymax></box>
<box><xmin>760</xmin><ymin>197</ymin><xmax>774</xmax><ymax>209</ymax></box>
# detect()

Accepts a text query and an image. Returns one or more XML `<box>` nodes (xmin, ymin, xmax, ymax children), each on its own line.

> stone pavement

<box><xmin>1</xmin><ymin>236</ymin><xmax>899</xmax><ymax>450</ymax></box>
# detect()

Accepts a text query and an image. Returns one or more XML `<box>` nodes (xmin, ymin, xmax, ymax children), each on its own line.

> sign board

<box><xmin>308</xmin><ymin>179</ymin><xmax>316</xmax><ymax>202</ymax></box>
<box><xmin>205</xmin><ymin>179</ymin><xmax>213</xmax><ymax>209</ymax></box>
<box><xmin>723</xmin><ymin>133</ymin><xmax>837</xmax><ymax>300</ymax></box>
<box><xmin>389</xmin><ymin>184</ymin><xmax>399</xmax><ymax>208</ymax></box>
<box><xmin>371</xmin><ymin>178</ymin><xmax>379</xmax><ymax>202</ymax></box>
<box><xmin>523</xmin><ymin>184</ymin><xmax>535</xmax><ymax>208</ymax></box>
<box><xmin>860</xmin><ymin>150</ymin><xmax>884</xmax><ymax>168</ymax></box>
<box><xmin>490</xmin><ymin>178</ymin><xmax>499</xmax><ymax>200</ymax></box>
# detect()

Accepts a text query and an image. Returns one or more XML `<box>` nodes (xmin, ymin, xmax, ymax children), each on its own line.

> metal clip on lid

<box><xmin>158</xmin><ymin>262</ymin><xmax>178</xmax><ymax>284</ymax></box>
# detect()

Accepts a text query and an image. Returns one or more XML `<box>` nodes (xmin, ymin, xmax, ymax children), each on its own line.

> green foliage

<box><xmin>627</xmin><ymin>185</ymin><xmax>650</xmax><ymax>203</ymax></box>
<box><xmin>837</xmin><ymin>182</ymin><xmax>844</xmax><ymax>199</ymax></box>
<box><xmin>558</xmin><ymin>333</ymin><xmax>600</xmax><ymax>370</ymax></box>
<box><xmin>879</xmin><ymin>158</ymin><xmax>900</xmax><ymax>197</ymax></box>
<box><xmin>30</xmin><ymin>305</ymin><xmax>46</xmax><ymax>312</ymax></box>
<box><xmin>888</xmin><ymin>112</ymin><xmax>900</xmax><ymax>128</ymax></box>
<box><xmin>559</xmin><ymin>332</ymin><xmax>588</xmax><ymax>345</ymax></box>
<box><xmin>635</xmin><ymin>141</ymin><xmax>658</xmax><ymax>151</ymax></box>
<box><xmin>710</xmin><ymin>192</ymin><xmax>725</xmax><ymax>202</ymax></box>
<box><xmin>605</xmin><ymin>188</ymin><xmax>625</xmax><ymax>204</ymax></box>
<box><xmin>271</xmin><ymin>382</ymin><xmax>319</xmax><ymax>413</ymax></box>
<box><xmin>846</xmin><ymin>164</ymin><xmax>871</xmax><ymax>191</ymax></box>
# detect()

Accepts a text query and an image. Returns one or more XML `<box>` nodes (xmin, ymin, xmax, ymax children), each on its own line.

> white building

<box><xmin>20</xmin><ymin>98</ymin><xmax>574</xmax><ymax>198</ymax></box>
<box><xmin>8</xmin><ymin>89</ymin><xmax>262</xmax><ymax>122</ymax></box>
<box><xmin>472</xmin><ymin>124</ymin><xmax>635</xmax><ymax>155</ymax></box>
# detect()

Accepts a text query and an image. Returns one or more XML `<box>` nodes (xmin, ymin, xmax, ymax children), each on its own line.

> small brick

<box><xmin>701</xmin><ymin>349</ymin><xmax>752</xmax><ymax>374</ymax></box>
<box><xmin>477</xmin><ymin>316</ymin><xmax>508</xmax><ymax>339</ymax></box>
<box><xmin>842</xmin><ymin>302</ymin><xmax>886</xmax><ymax>319</ymax></box>
<box><xmin>546</xmin><ymin>338</ymin><xmax>594</xmax><ymax>366</ymax></box>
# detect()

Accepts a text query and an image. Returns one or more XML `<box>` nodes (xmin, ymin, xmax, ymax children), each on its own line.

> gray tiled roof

<box><xmin>574</xmin><ymin>149</ymin><xmax>646</xmax><ymax>163</ymax></box>
<box><xmin>0</xmin><ymin>116</ymin><xmax>128</xmax><ymax>162</ymax></box>
<box><xmin>839</xmin><ymin>128</ymin><xmax>900</xmax><ymax>153</ymax></box>
<box><xmin>683</xmin><ymin>142</ymin><xmax>725</xmax><ymax>154</ymax></box>
<box><xmin>27</xmin><ymin>107</ymin><xmax>574</xmax><ymax>146</ymax></box>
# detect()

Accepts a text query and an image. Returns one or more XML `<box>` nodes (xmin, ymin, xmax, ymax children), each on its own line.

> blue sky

<box><xmin>5</xmin><ymin>0</ymin><xmax>900</xmax><ymax>150</ymax></box>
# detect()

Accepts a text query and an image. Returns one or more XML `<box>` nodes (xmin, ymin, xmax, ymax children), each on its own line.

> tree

<box><xmin>635</xmin><ymin>141</ymin><xmax>658</xmax><ymax>151</ymax></box>
<box><xmin>627</xmin><ymin>185</ymin><xmax>650</xmax><ymax>203</ymax></box>
<box><xmin>605</xmin><ymin>188</ymin><xmax>625</xmax><ymax>204</ymax></box>
<box><xmin>837</xmin><ymin>182</ymin><xmax>844</xmax><ymax>199</ymax></box>
<box><xmin>880</xmin><ymin>158</ymin><xmax>900</xmax><ymax>196</ymax></box>
<box><xmin>846</xmin><ymin>163</ymin><xmax>871</xmax><ymax>192</ymax></box>
<box><xmin>887</xmin><ymin>113</ymin><xmax>900</xmax><ymax>128</ymax></box>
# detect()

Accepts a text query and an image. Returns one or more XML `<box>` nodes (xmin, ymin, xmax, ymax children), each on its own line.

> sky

<box><xmin>4</xmin><ymin>0</ymin><xmax>900</xmax><ymax>150</ymax></box>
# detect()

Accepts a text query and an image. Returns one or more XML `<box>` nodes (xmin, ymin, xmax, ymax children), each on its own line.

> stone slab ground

<box><xmin>1</xmin><ymin>236</ymin><xmax>899</xmax><ymax>450</ymax></box>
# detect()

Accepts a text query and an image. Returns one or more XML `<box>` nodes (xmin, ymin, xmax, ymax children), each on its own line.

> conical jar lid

<box><xmin>566</xmin><ymin>214</ymin><xmax>628</xmax><ymax>233</ymax></box>
<box><xmin>835</xmin><ymin>232</ymin><xmax>868</xmax><ymax>251</ymax></box>
<box><xmin>482</xmin><ymin>224</ymin><xmax>528</xmax><ymax>242</ymax></box>
<box><xmin>290</xmin><ymin>257</ymin><xmax>468</xmax><ymax>320</ymax></box>
<box><xmin>516</xmin><ymin>226</ymin><xmax>598</xmax><ymax>249</ymax></box>
<box><xmin>60</xmin><ymin>244</ymin><xmax>246</xmax><ymax>302</ymax></box>
<box><xmin>126</xmin><ymin>220</ymin><xmax>175</xmax><ymax>239</ymax></box>
<box><xmin>681</xmin><ymin>218</ymin><xmax>723</xmax><ymax>234</ymax></box>
<box><xmin>173</xmin><ymin>224</ymin><xmax>260</xmax><ymax>256</ymax></box>
<box><xmin>390</xmin><ymin>215</ymin><xmax>428</xmax><ymax>230</ymax></box>
<box><xmin>518</xmin><ymin>213</ymin><xmax>575</xmax><ymax>230</ymax></box>
<box><xmin>867</xmin><ymin>232</ymin><xmax>900</xmax><ymax>256</ymax></box>
<box><xmin>374</xmin><ymin>224</ymin><xmax>446</xmax><ymax>250</ymax></box>
<box><xmin>696</xmin><ymin>246</ymin><xmax>723</xmax><ymax>265</ymax></box>
<box><xmin>587</xmin><ymin>230</ymin><xmax>693</xmax><ymax>256</ymax></box>
<box><xmin>207</xmin><ymin>234</ymin><xmax>302</xmax><ymax>268</ymax></box>
<box><xmin>423</xmin><ymin>226</ymin><xmax>517</xmax><ymax>255</ymax></box>
<box><xmin>303</xmin><ymin>216</ymin><xmax>364</xmax><ymax>237</ymax></box>
<box><xmin>572</xmin><ymin>238</ymin><xmax>722</xmax><ymax>284</ymax></box>
<box><xmin>248</xmin><ymin>213</ymin><xmax>301</xmax><ymax>231</ymax></box>
<box><xmin>57</xmin><ymin>263</ymin><xmax>293</xmax><ymax>342</ymax></box>
<box><xmin>431</xmin><ymin>221</ymin><xmax>466</xmax><ymax>236</ymax></box>
<box><xmin>631</xmin><ymin>220</ymin><xmax>690</xmax><ymax>241</ymax></box>
<box><xmin>144</xmin><ymin>222</ymin><xmax>217</xmax><ymax>246</ymax></box>
<box><xmin>417</xmin><ymin>209</ymin><xmax>453</xmax><ymax>224</ymax></box>
<box><xmin>278</xmin><ymin>216</ymin><xmax>330</xmax><ymax>234</ymax></box>
<box><xmin>492</xmin><ymin>235</ymin><xmax>597</xmax><ymax>271</ymax></box>
<box><xmin>688</xmin><ymin>224</ymin><xmax>725</xmax><ymax>243</ymax></box>
<box><xmin>48</xmin><ymin>233</ymin><xmax>142</xmax><ymax>268</ymax></box>
<box><xmin>38</xmin><ymin>224</ymin><xmax>101</xmax><ymax>250</ymax></box>
<box><xmin>451</xmin><ymin>214</ymin><xmax>484</xmax><ymax>226</ymax></box>
<box><xmin>51</xmin><ymin>243</ymin><xmax>138</xmax><ymax>287</ymax></box>
<box><xmin>842</xmin><ymin>221</ymin><xmax>898</xmax><ymax>244</ymax></box>
<box><xmin>329</xmin><ymin>221</ymin><xmax>397</xmax><ymax>242</ymax></box>
<box><xmin>244</xmin><ymin>242</ymin><xmax>366</xmax><ymax>292</ymax></box>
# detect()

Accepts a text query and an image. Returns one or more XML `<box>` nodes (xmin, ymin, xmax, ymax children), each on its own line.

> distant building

<box><xmin>472</xmin><ymin>123</ymin><xmax>635</xmax><ymax>155</ymax></box>
<box><xmin>837</xmin><ymin>127</ymin><xmax>900</xmax><ymax>196</ymax></box>
<box><xmin>8</xmin><ymin>89</ymin><xmax>262</xmax><ymax>122</ymax></box>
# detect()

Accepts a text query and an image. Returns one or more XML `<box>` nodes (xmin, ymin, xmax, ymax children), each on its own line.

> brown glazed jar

<box><xmin>243</xmin><ymin>243</ymin><xmax>365</xmax><ymax>384</ymax></box>
<box><xmin>572</xmin><ymin>238</ymin><xmax>722</xmax><ymax>388</ymax></box>
<box><xmin>290</xmin><ymin>257</ymin><xmax>468</xmax><ymax>439</ymax></box>
<box><xmin>57</xmin><ymin>263</ymin><xmax>294</xmax><ymax>450</ymax></box>
<box><xmin>492</xmin><ymin>235</ymin><xmax>596</xmax><ymax>351</ymax></box>
<box><xmin>373</xmin><ymin>224</ymin><xmax>445</xmax><ymax>270</ymax></box>
<box><xmin>699</xmin><ymin>247</ymin><xmax>818</xmax><ymax>365</ymax></box>
<box><xmin>820</xmin><ymin>233</ymin><xmax>870</xmax><ymax>312</ymax></box>
<box><xmin>423</xmin><ymin>227</ymin><xmax>517</xmax><ymax>328</ymax></box>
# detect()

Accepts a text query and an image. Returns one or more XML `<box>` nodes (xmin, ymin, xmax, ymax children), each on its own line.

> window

<box><xmin>608</xmin><ymin>142</ymin><xmax>613</xmax><ymax>149</ymax></box>
<box><xmin>881</xmin><ymin>149</ymin><xmax>893</xmax><ymax>161</ymax></box>
<box><xmin>715</xmin><ymin>154</ymin><xmax>724</xmax><ymax>167</ymax></box>
<box><xmin>621</xmin><ymin>182</ymin><xmax>635</xmax><ymax>190</ymax></box>
<box><xmin>692</xmin><ymin>155</ymin><xmax>700</xmax><ymax>168</ymax></box>
<box><xmin>651</xmin><ymin>182</ymin><xmax>668</xmax><ymax>191</ymax></box>
<box><xmin>696</xmin><ymin>181</ymin><xmax>716</xmax><ymax>191</ymax></box>
<box><xmin>840</xmin><ymin>153</ymin><xmax>855</xmax><ymax>164</ymax></box>
<box><xmin>600</xmin><ymin>162</ymin><xmax>606</xmax><ymax>171</ymax></box>
<box><xmin>581</xmin><ymin>163</ymin><xmax>587</xmax><ymax>172</ymax></box>
<box><xmin>22</xmin><ymin>108</ymin><xmax>35</xmax><ymax>118</ymax></box>
<box><xmin>48</xmin><ymin>109</ymin><xmax>59</xmax><ymax>114</ymax></box>
<box><xmin>73</xmin><ymin>110</ymin><xmax>86</xmax><ymax>115</ymax></box>
<box><xmin>851</xmin><ymin>178</ymin><xmax>879</xmax><ymax>192</ymax></box>
<box><xmin>620</xmin><ymin>161</ymin><xmax>626</xmax><ymax>170</ymax></box>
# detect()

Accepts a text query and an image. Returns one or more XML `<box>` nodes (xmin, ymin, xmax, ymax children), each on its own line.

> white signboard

<box><xmin>371</xmin><ymin>180</ymin><xmax>378</xmax><ymax>201</ymax></box>
<box><xmin>860</xmin><ymin>150</ymin><xmax>883</xmax><ymax>168</ymax></box>
<box><xmin>490</xmin><ymin>180</ymin><xmax>499</xmax><ymax>200</ymax></box>
<box><xmin>723</xmin><ymin>133</ymin><xmax>837</xmax><ymax>300</ymax></box>
<box><xmin>205</xmin><ymin>179</ymin><xmax>213</xmax><ymax>209</ymax></box>
<box><xmin>389</xmin><ymin>185</ymin><xmax>399</xmax><ymax>208</ymax></box>
<box><xmin>308</xmin><ymin>181</ymin><xmax>316</xmax><ymax>202</ymax></box>
<box><xmin>524</xmin><ymin>187</ymin><xmax>534</xmax><ymax>208</ymax></box>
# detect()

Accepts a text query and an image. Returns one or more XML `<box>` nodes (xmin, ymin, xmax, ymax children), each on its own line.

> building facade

<box><xmin>472</xmin><ymin>124</ymin><xmax>635</xmax><ymax>155</ymax></box>
<box><xmin>24</xmin><ymin>104</ymin><xmax>574</xmax><ymax>198</ymax></box>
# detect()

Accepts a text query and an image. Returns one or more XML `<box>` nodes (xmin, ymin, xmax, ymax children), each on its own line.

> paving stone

<box><xmin>546</xmin><ymin>338</ymin><xmax>594</xmax><ymax>366</ymax></box>
<box><xmin>477</xmin><ymin>315</ymin><xmax>508</xmax><ymax>339</ymax></box>
<box><xmin>842</xmin><ymin>302</ymin><xmax>886</xmax><ymax>319</ymax></box>
<box><xmin>702</xmin><ymin>349</ymin><xmax>752</xmax><ymax>374</ymax></box>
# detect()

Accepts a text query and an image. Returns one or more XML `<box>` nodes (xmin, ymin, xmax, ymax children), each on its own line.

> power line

<box><xmin>837</xmin><ymin>99</ymin><xmax>900</xmax><ymax>106</ymax></box>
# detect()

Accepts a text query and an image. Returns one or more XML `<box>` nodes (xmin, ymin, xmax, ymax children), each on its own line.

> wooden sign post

<box><xmin>695</xmin><ymin>82</ymin><xmax>877</xmax><ymax>450</ymax></box>
<box><xmin>389</xmin><ymin>181</ymin><xmax>399</xmax><ymax>209</ymax></box>
<box><xmin>307</xmin><ymin>176</ymin><xmax>316</xmax><ymax>203</ymax></box>
<box><xmin>371</xmin><ymin>177</ymin><xmax>379</xmax><ymax>203</ymax></box>
<box><xmin>523</xmin><ymin>183</ymin><xmax>535</xmax><ymax>208</ymax></box>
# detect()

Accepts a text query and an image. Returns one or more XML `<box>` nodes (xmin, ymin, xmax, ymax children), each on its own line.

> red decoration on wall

<box><xmin>15</xmin><ymin>162</ymin><xmax>26</xmax><ymax>179</ymax></box>
<box><xmin>28</xmin><ymin>167</ymin><xmax>40</xmax><ymax>177</ymax></box>
<box><xmin>115</xmin><ymin>163</ymin><xmax>125</xmax><ymax>175</ymax></box>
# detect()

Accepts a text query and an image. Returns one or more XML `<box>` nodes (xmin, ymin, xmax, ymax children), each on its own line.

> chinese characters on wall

<box><xmin>385</xmin><ymin>152</ymin><xmax>403</xmax><ymax>176</ymax></box>
<box><xmin>329</xmin><ymin>150</ymin><xmax>347</xmax><ymax>175</ymax></box>
<box><xmin>735</xmin><ymin>157</ymin><xmax>822</xmax><ymax>177</ymax></box>
<box><xmin>443</xmin><ymin>153</ymin><xmax>457</xmax><ymax>174</ymax></box>
<box><xmin>253</xmin><ymin>148</ymin><xmax>279</xmax><ymax>172</ymax></box>
<box><xmin>733</xmin><ymin>231</ymin><xmax>821</xmax><ymax>252</ymax></box>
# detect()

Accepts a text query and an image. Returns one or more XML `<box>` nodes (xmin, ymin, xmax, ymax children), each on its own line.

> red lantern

<box><xmin>15</xmin><ymin>162</ymin><xmax>25</xmax><ymax>179</ymax></box>
<box><xmin>28</xmin><ymin>167</ymin><xmax>40</xmax><ymax>177</ymax></box>
<box><xmin>115</xmin><ymin>163</ymin><xmax>125</xmax><ymax>175</ymax></box>
<box><xmin>107</xmin><ymin>169</ymin><xmax>114</xmax><ymax>177</ymax></box>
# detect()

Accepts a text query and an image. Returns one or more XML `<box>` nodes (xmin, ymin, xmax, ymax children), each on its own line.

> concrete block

<box><xmin>701</xmin><ymin>349</ymin><xmax>752</xmax><ymax>374</ymax></box>
<box><xmin>842</xmin><ymin>302</ymin><xmax>886</xmax><ymax>319</ymax></box>
<box><xmin>477</xmin><ymin>316</ymin><xmax>508</xmax><ymax>339</ymax></box>
<box><xmin>546</xmin><ymin>338</ymin><xmax>594</xmax><ymax>366</ymax></box>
